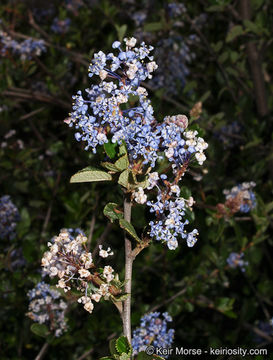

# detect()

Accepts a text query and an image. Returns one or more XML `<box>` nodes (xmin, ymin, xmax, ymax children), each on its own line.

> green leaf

<box><xmin>119</xmin><ymin>219</ymin><xmax>141</xmax><ymax>242</ymax></box>
<box><xmin>70</xmin><ymin>166</ymin><xmax>112</xmax><ymax>183</ymax></box>
<box><xmin>115</xmin><ymin>336</ymin><xmax>132</xmax><ymax>355</ymax></box>
<box><xmin>104</xmin><ymin>142</ymin><xmax>118</xmax><ymax>159</ymax></box>
<box><xmin>100</xmin><ymin>357</ymin><xmax>114</xmax><ymax>360</ymax></box>
<box><xmin>144</xmin><ymin>22</ymin><xmax>163</xmax><ymax>32</ymax></box>
<box><xmin>118</xmin><ymin>169</ymin><xmax>130</xmax><ymax>189</ymax></box>
<box><xmin>104</xmin><ymin>203</ymin><xmax>123</xmax><ymax>223</ymax></box>
<box><xmin>118</xmin><ymin>142</ymin><xmax>127</xmax><ymax>156</ymax></box>
<box><xmin>226</xmin><ymin>25</ymin><xmax>244</xmax><ymax>42</ymax></box>
<box><xmin>109</xmin><ymin>339</ymin><xmax>118</xmax><ymax>356</ymax></box>
<box><xmin>30</xmin><ymin>324</ymin><xmax>49</xmax><ymax>338</ymax></box>
<box><xmin>119</xmin><ymin>354</ymin><xmax>131</xmax><ymax>360</ymax></box>
<box><xmin>115</xmin><ymin>154</ymin><xmax>129</xmax><ymax>171</ymax></box>
<box><xmin>215</xmin><ymin>297</ymin><xmax>235</xmax><ymax>316</ymax></box>
<box><xmin>101</xmin><ymin>162</ymin><xmax>120</xmax><ymax>172</ymax></box>
<box><xmin>111</xmin><ymin>293</ymin><xmax>129</xmax><ymax>302</ymax></box>
<box><xmin>116</xmin><ymin>24</ymin><xmax>127</xmax><ymax>42</ymax></box>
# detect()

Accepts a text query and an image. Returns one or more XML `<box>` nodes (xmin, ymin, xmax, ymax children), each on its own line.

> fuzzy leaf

<box><xmin>70</xmin><ymin>166</ymin><xmax>112</xmax><ymax>183</ymax></box>
<box><xmin>118</xmin><ymin>169</ymin><xmax>130</xmax><ymax>189</ymax></box>
<box><xmin>101</xmin><ymin>162</ymin><xmax>120</xmax><ymax>172</ymax></box>
<box><xmin>115</xmin><ymin>154</ymin><xmax>129</xmax><ymax>171</ymax></box>
<box><xmin>103</xmin><ymin>203</ymin><xmax>123</xmax><ymax>223</ymax></box>
<box><xmin>119</xmin><ymin>219</ymin><xmax>141</xmax><ymax>242</ymax></box>
<box><xmin>30</xmin><ymin>324</ymin><xmax>49</xmax><ymax>338</ymax></box>
<box><xmin>115</xmin><ymin>336</ymin><xmax>132</xmax><ymax>355</ymax></box>
<box><xmin>226</xmin><ymin>25</ymin><xmax>244</xmax><ymax>42</ymax></box>
<box><xmin>111</xmin><ymin>293</ymin><xmax>129</xmax><ymax>302</ymax></box>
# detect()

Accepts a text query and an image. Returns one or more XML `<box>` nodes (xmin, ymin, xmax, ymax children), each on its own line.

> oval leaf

<box><xmin>103</xmin><ymin>203</ymin><xmax>123</xmax><ymax>223</ymax></box>
<box><xmin>30</xmin><ymin>323</ymin><xmax>49</xmax><ymax>338</ymax></box>
<box><xmin>115</xmin><ymin>336</ymin><xmax>132</xmax><ymax>355</ymax></box>
<box><xmin>119</xmin><ymin>219</ymin><xmax>141</xmax><ymax>242</ymax></box>
<box><xmin>70</xmin><ymin>166</ymin><xmax>112</xmax><ymax>183</ymax></box>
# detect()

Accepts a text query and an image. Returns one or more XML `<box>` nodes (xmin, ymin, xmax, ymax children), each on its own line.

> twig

<box><xmin>19</xmin><ymin>107</ymin><xmax>45</xmax><ymax>121</ymax></box>
<box><xmin>76</xmin><ymin>347</ymin><xmax>94</xmax><ymax>360</ymax></box>
<box><xmin>149</xmin><ymin>287</ymin><xmax>187</xmax><ymax>313</ymax></box>
<box><xmin>122</xmin><ymin>196</ymin><xmax>133</xmax><ymax>343</ymax></box>
<box><xmin>35</xmin><ymin>342</ymin><xmax>49</xmax><ymax>360</ymax></box>
<box><xmin>243</xmin><ymin>322</ymin><xmax>273</xmax><ymax>342</ymax></box>
<box><xmin>3</xmin><ymin>89</ymin><xmax>71</xmax><ymax>109</ymax></box>
<box><xmin>239</xmin><ymin>0</ymin><xmax>269</xmax><ymax>116</ymax></box>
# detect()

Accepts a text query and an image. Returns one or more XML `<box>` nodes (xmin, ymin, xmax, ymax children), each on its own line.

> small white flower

<box><xmin>147</xmin><ymin>61</ymin><xmax>158</xmax><ymax>73</ymax></box>
<box><xmin>170</xmin><ymin>185</ymin><xmax>180</xmax><ymax>195</ymax></box>
<box><xmin>84</xmin><ymin>301</ymin><xmax>94</xmax><ymax>313</ymax></box>
<box><xmin>136</xmin><ymin>86</ymin><xmax>148</xmax><ymax>96</ymax></box>
<box><xmin>78</xmin><ymin>268</ymin><xmax>91</xmax><ymax>278</ymax></box>
<box><xmin>134</xmin><ymin>187</ymin><xmax>147</xmax><ymax>204</ymax></box>
<box><xmin>99</xmin><ymin>245</ymin><xmax>114</xmax><ymax>258</ymax></box>
<box><xmin>99</xmin><ymin>69</ymin><xmax>108</xmax><ymax>80</ymax></box>
<box><xmin>91</xmin><ymin>293</ymin><xmax>101</xmax><ymax>302</ymax></box>
<box><xmin>165</xmin><ymin>147</ymin><xmax>174</xmax><ymax>159</ymax></box>
<box><xmin>195</xmin><ymin>152</ymin><xmax>206</xmax><ymax>165</ymax></box>
<box><xmin>49</xmin><ymin>267</ymin><xmax>58</xmax><ymax>276</ymax></box>
<box><xmin>124</xmin><ymin>37</ymin><xmax>137</xmax><ymax>48</ymax></box>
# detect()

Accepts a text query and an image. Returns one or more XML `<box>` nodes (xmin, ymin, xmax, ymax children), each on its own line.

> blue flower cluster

<box><xmin>215</xmin><ymin>121</ymin><xmax>243</xmax><ymax>149</ymax></box>
<box><xmin>149</xmin><ymin>36</ymin><xmax>193</xmax><ymax>96</ymax></box>
<box><xmin>26</xmin><ymin>281</ymin><xmax>68</xmax><ymax>337</ymax></box>
<box><xmin>132</xmin><ymin>312</ymin><xmax>174</xmax><ymax>358</ymax></box>
<box><xmin>69</xmin><ymin>39</ymin><xmax>208</xmax><ymax>250</ymax></box>
<box><xmin>51</xmin><ymin>18</ymin><xmax>71</xmax><ymax>34</ymax></box>
<box><xmin>0</xmin><ymin>30</ymin><xmax>46</xmax><ymax>60</ymax></box>
<box><xmin>0</xmin><ymin>195</ymin><xmax>20</xmax><ymax>240</ymax></box>
<box><xmin>226</xmin><ymin>252</ymin><xmax>248</xmax><ymax>272</ymax></box>
<box><xmin>167</xmin><ymin>3</ymin><xmax>187</xmax><ymax>17</ymax></box>
<box><xmin>223</xmin><ymin>182</ymin><xmax>256</xmax><ymax>213</ymax></box>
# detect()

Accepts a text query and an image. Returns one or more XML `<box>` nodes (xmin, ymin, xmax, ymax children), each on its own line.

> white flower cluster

<box><xmin>184</xmin><ymin>130</ymin><xmax>208</xmax><ymax>165</ymax></box>
<box><xmin>26</xmin><ymin>282</ymin><xmax>67</xmax><ymax>337</ymax></box>
<box><xmin>41</xmin><ymin>229</ymin><xmax>117</xmax><ymax>313</ymax></box>
<box><xmin>133</xmin><ymin>187</ymin><xmax>147</xmax><ymax>204</ymax></box>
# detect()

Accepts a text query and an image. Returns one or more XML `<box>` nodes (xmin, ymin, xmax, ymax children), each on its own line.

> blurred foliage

<box><xmin>0</xmin><ymin>0</ymin><xmax>273</xmax><ymax>359</ymax></box>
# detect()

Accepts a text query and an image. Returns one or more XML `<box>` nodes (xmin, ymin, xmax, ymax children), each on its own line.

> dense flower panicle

<box><xmin>41</xmin><ymin>229</ymin><xmax>117</xmax><ymax>313</ymax></box>
<box><xmin>69</xmin><ymin>38</ymin><xmax>208</xmax><ymax>250</ymax></box>
<box><xmin>226</xmin><ymin>252</ymin><xmax>248</xmax><ymax>272</ymax></box>
<box><xmin>51</xmin><ymin>18</ymin><xmax>71</xmax><ymax>34</ymax></box>
<box><xmin>132</xmin><ymin>312</ymin><xmax>174</xmax><ymax>358</ymax></box>
<box><xmin>0</xmin><ymin>30</ymin><xmax>46</xmax><ymax>60</ymax></box>
<box><xmin>0</xmin><ymin>195</ymin><xmax>20</xmax><ymax>240</ymax></box>
<box><xmin>223</xmin><ymin>182</ymin><xmax>256</xmax><ymax>213</ymax></box>
<box><xmin>26</xmin><ymin>282</ymin><xmax>68</xmax><ymax>337</ymax></box>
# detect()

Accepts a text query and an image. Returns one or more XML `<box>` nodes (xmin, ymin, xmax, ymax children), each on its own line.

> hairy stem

<box><xmin>122</xmin><ymin>195</ymin><xmax>133</xmax><ymax>343</ymax></box>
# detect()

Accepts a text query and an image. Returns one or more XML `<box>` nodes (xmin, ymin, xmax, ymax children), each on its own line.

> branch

<box><xmin>35</xmin><ymin>342</ymin><xmax>49</xmax><ymax>360</ymax></box>
<box><xmin>239</xmin><ymin>0</ymin><xmax>269</xmax><ymax>116</ymax></box>
<box><xmin>122</xmin><ymin>196</ymin><xmax>133</xmax><ymax>343</ymax></box>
